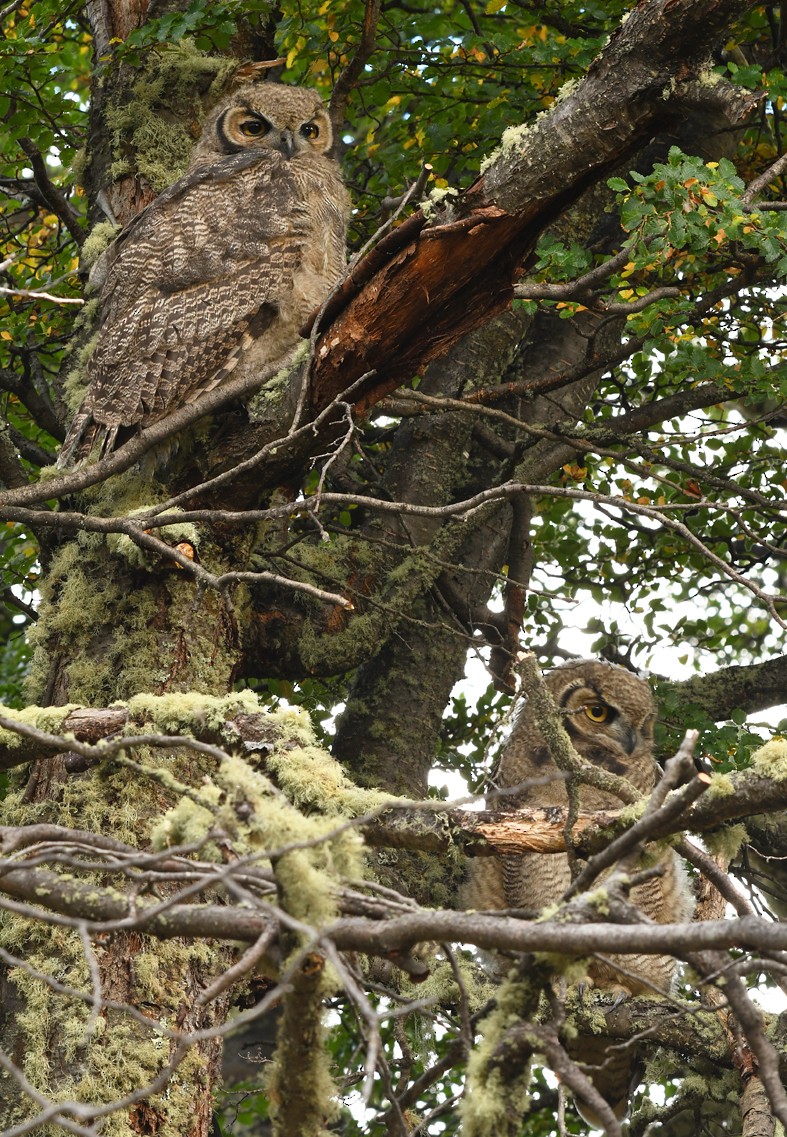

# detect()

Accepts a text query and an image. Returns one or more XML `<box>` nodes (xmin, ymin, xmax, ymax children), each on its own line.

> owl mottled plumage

<box><xmin>59</xmin><ymin>83</ymin><xmax>349</xmax><ymax>465</ymax></box>
<box><xmin>463</xmin><ymin>659</ymin><xmax>693</xmax><ymax>1122</ymax></box>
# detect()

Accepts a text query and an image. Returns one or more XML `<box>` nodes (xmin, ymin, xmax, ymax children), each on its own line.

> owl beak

<box><xmin>622</xmin><ymin>725</ymin><xmax>638</xmax><ymax>754</ymax></box>
<box><xmin>276</xmin><ymin>130</ymin><xmax>296</xmax><ymax>158</ymax></box>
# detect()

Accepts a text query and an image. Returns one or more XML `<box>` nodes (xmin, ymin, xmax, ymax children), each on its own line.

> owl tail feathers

<box><xmin>570</xmin><ymin>1037</ymin><xmax>644</xmax><ymax>1129</ymax></box>
<box><xmin>56</xmin><ymin>412</ymin><xmax>119</xmax><ymax>468</ymax></box>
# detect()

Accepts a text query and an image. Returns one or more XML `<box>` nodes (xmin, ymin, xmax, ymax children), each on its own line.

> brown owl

<box><xmin>58</xmin><ymin>83</ymin><xmax>349</xmax><ymax>465</ymax></box>
<box><xmin>463</xmin><ymin>659</ymin><xmax>693</xmax><ymax>1122</ymax></box>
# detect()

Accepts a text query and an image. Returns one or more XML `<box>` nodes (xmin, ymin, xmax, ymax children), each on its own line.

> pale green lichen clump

<box><xmin>751</xmin><ymin>738</ymin><xmax>787</xmax><ymax>780</ymax></box>
<box><xmin>703</xmin><ymin>823</ymin><xmax>747</xmax><ymax>862</ymax></box>
<box><xmin>144</xmin><ymin>695</ymin><xmax>395</xmax><ymax>928</ymax></box>
<box><xmin>421</xmin><ymin>185</ymin><xmax>458</xmax><ymax>221</ymax></box>
<box><xmin>126</xmin><ymin>689</ymin><xmax>262</xmax><ymax>734</ymax></box>
<box><xmin>1</xmin><ymin>695</ymin><xmax>388</xmax><ymax>1135</ymax></box>
<box><xmin>705</xmin><ymin>771</ymin><xmax>736</xmax><ymax>798</ymax></box>
<box><xmin>79</xmin><ymin>221</ymin><xmax>119</xmax><ymax>274</ymax></box>
<box><xmin>0</xmin><ymin>704</ymin><xmax>81</xmax><ymax>749</ymax></box>
<box><xmin>479</xmin><ymin>121</ymin><xmax>531</xmax><ymax>174</ymax></box>
<box><xmin>108</xmin><ymin>508</ymin><xmax>201</xmax><ymax>568</ymax></box>
<box><xmin>460</xmin><ymin>975</ymin><xmax>535</xmax><ymax>1137</ymax></box>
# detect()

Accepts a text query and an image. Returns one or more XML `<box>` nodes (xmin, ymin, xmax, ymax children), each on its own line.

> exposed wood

<box><xmin>307</xmin><ymin>0</ymin><xmax>757</xmax><ymax>417</ymax></box>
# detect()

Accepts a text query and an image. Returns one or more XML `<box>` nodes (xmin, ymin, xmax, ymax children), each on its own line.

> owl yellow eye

<box><xmin>300</xmin><ymin>121</ymin><xmax>320</xmax><ymax>139</ymax></box>
<box><xmin>239</xmin><ymin>117</ymin><xmax>266</xmax><ymax>137</ymax></box>
<box><xmin>584</xmin><ymin>704</ymin><xmax>610</xmax><ymax>723</ymax></box>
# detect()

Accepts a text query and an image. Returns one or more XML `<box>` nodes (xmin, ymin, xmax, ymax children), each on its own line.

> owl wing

<box><xmin>60</xmin><ymin>152</ymin><xmax>307</xmax><ymax>465</ymax></box>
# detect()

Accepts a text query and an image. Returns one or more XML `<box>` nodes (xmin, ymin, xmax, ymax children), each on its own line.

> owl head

<box><xmin>543</xmin><ymin>659</ymin><xmax>656</xmax><ymax>786</ymax></box>
<box><xmin>189</xmin><ymin>83</ymin><xmax>333</xmax><ymax>167</ymax></box>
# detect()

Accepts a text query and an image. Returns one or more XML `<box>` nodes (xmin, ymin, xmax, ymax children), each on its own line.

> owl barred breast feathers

<box><xmin>58</xmin><ymin>83</ymin><xmax>349</xmax><ymax>466</ymax></box>
<box><xmin>463</xmin><ymin>659</ymin><xmax>693</xmax><ymax>1122</ymax></box>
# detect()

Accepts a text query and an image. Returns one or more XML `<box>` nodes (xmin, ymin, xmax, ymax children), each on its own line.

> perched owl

<box><xmin>58</xmin><ymin>83</ymin><xmax>349</xmax><ymax>466</ymax></box>
<box><xmin>463</xmin><ymin>659</ymin><xmax>693</xmax><ymax>1122</ymax></box>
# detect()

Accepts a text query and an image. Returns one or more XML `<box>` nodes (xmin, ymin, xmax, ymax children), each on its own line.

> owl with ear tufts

<box><xmin>58</xmin><ymin>83</ymin><xmax>349</xmax><ymax>466</ymax></box>
<box><xmin>463</xmin><ymin>659</ymin><xmax>693</xmax><ymax>1126</ymax></box>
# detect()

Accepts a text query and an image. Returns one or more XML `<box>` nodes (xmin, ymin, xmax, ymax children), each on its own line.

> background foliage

<box><xmin>1</xmin><ymin>1</ymin><xmax>787</xmax><ymax>1135</ymax></box>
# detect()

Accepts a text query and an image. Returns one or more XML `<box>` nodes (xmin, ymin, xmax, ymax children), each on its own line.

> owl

<box><xmin>463</xmin><ymin>659</ymin><xmax>693</xmax><ymax>1122</ymax></box>
<box><xmin>58</xmin><ymin>83</ymin><xmax>349</xmax><ymax>466</ymax></box>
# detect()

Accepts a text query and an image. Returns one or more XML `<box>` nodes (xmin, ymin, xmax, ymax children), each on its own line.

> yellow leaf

<box><xmin>328</xmin><ymin>28</ymin><xmax>339</xmax><ymax>42</ymax></box>
<box><xmin>485</xmin><ymin>0</ymin><xmax>507</xmax><ymax>12</ymax></box>
<box><xmin>0</xmin><ymin>331</ymin><xmax>12</xmax><ymax>341</ymax></box>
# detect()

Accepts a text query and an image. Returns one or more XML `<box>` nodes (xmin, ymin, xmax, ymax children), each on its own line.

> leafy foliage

<box><xmin>1</xmin><ymin>2</ymin><xmax>787</xmax><ymax>1136</ymax></box>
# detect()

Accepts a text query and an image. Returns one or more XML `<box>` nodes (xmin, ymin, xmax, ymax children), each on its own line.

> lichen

<box><xmin>702</xmin><ymin>822</ymin><xmax>747</xmax><ymax>862</ymax></box>
<box><xmin>402</xmin><ymin>957</ymin><xmax>495</xmax><ymax>1012</ymax></box>
<box><xmin>264</xmin><ymin>962</ymin><xmax>340</xmax><ymax>1136</ymax></box>
<box><xmin>705</xmin><ymin>772</ymin><xmax>736</xmax><ymax>798</ymax></box>
<box><xmin>24</xmin><ymin>540</ymin><xmax>163</xmax><ymax>706</ymax></box>
<box><xmin>421</xmin><ymin>185</ymin><xmax>458</xmax><ymax>221</ymax></box>
<box><xmin>0</xmin><ymin>703</ymin><xmax>81</xmax><ymax>748</ymax></box>
<box><xmin>80</xmin><ymin>221</ymin><xmax>119</xmax><ymax>274</ymax></box>
<box><xmin>149</xmin><ymin>795</ymin><xmax>218</xmax><ymax>849</ymax></box>
<box><xmin>103</xmin><ymin>42</ymin><xmax>237</xmax><ymax>193</ymax></box>
<box><xmin>0</xmin><ymin>907</ymin><xmax>225</xmax><ymax>1137</ymax></box>
<box><xmin>460</xmin><ymin>974</ymin><xmax>536</xmax><ymax>1136</ymax></box>
<box><xmin>479</xmin><ymin>122</ymin><xmax>532</xmax><ymax>174</ymax></box>
<box><xmin>751</xmin><ymin>738</ymin><xmax>787</xmax><ymax>781</ymax></box>
<box><xmin>127</xmin><ymin>689</ymin><xmax>262</xmax><ymax>735</ymax></box>
<box><xmin>247</xmin><ymin>341</ymin><xmax>309</xmax><ymax>423</ymax></box>
<box><xmin>108</xmin><ymin>508</ymin><xmax>201</xmax><ymax>568</ymax></box>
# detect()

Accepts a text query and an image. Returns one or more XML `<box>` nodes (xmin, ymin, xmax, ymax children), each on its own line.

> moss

<box><xmin>703</xmin><ymin>822</ymin><xmax>747</xmax><ymax>862</ymax></box>
<box><xmin>247</xmin><ymin>341</ymin><xmax>309</xmax><ymax>422</ymax></box>
<box><xmin>705</xmin><ymin>772</ymin><xmax>736</xmax><ymax>798</ymax></box>
<box><xmin>0</xmin><ymin>703</ymin><xmax>81</xmax><ymax>748</ymax></box>
<box><xmin>80</xmin><ymin>221</ymin><xmax>119</xmax><ymax>273</ymax></box>
<box><xmin>102</xmin><ymin>42</ymin><xmax>237</xmax><ymax>192</ymax></box>
<box><xmin>479</xmin><ymin>122</ymin><xmax>532</xmax><ymax>174</ymax></box>
<box><xmin>460</xmin><ymin>974</ymin><xmax>536</xmax><ymax>1136</ymax></box>
<box><xmin>149</xmin><ymin>795</ymin><xmax>217</xmax><ymax>849</ymax></box>
<box><xmin>127</xmin><ymin>689</ymin><xmax>262</xmax><ymax>735</ymax></box>
<box><xmin>751</xmin><ymin>738</ymin><xmax>787</xmax><ymax>781</ymax></box>
<box><xmin>421</xmin><ymin>185</ymin><xmax>458</xmax><ymax>220</ymax></box>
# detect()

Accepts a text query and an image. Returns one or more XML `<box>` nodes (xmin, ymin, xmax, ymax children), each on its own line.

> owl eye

<box><xmin>300</xmin><ymin>121</ymin><xmax>320</xmax><ymax>139</ymax></box>
<box><xmin>584</xmin><ymin>703</ymin><xmax>610</xmax><ymax>723</ymax></box>
<box><xmin>238</xmin><ymin>116</ymin><xmax>268</xmax><ymax>137</ymax></box>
